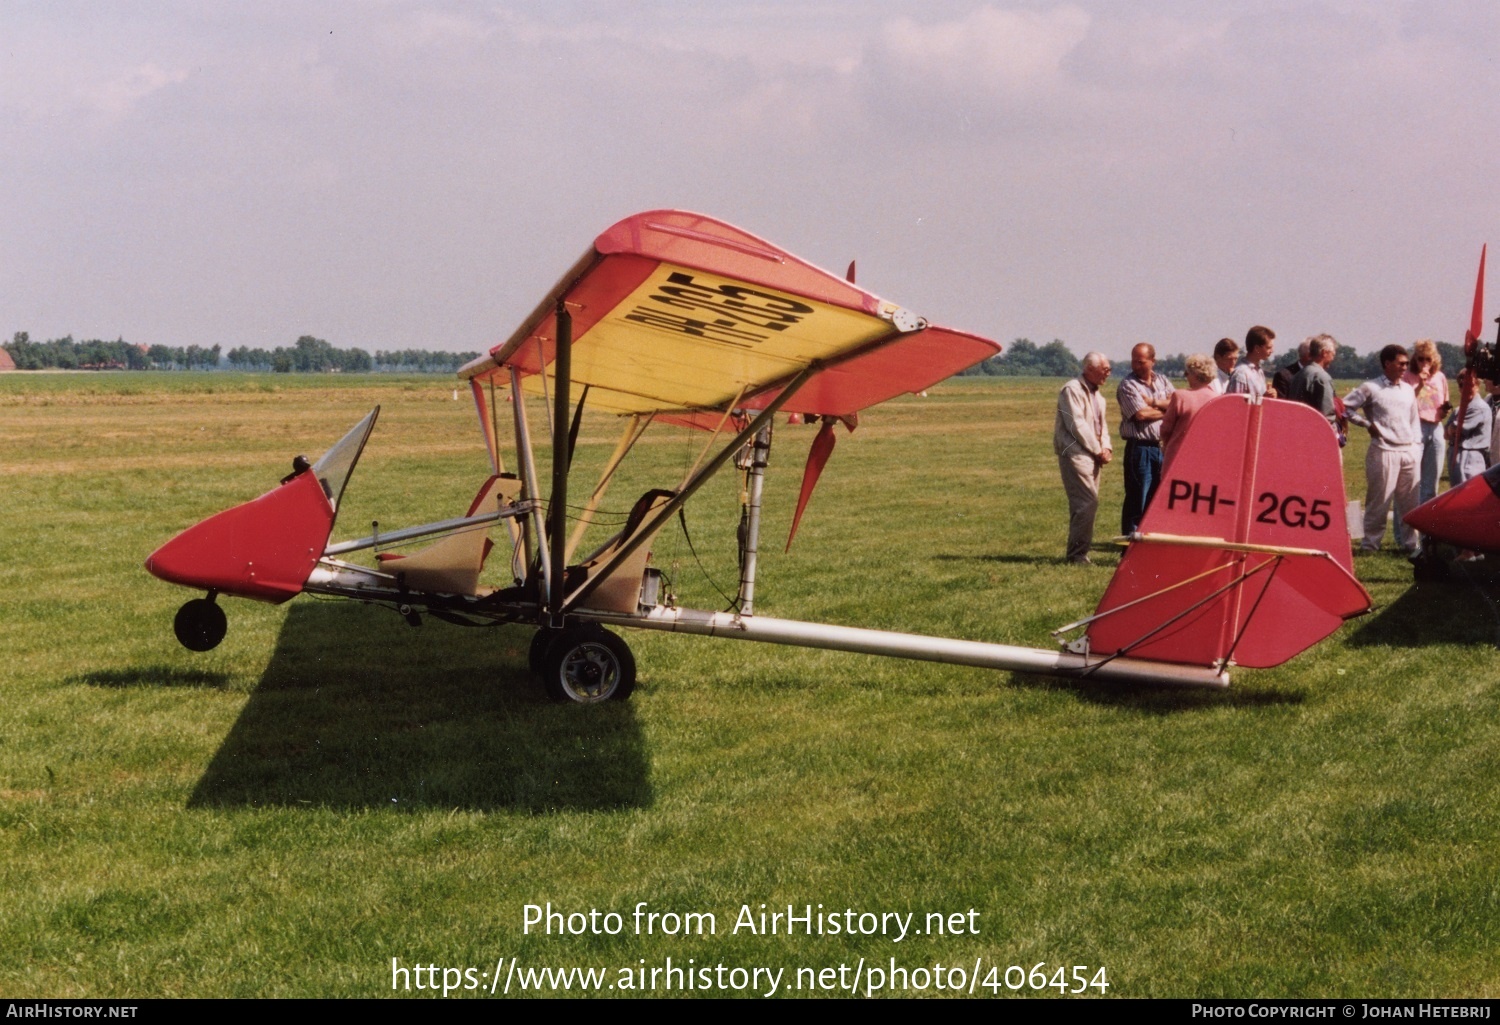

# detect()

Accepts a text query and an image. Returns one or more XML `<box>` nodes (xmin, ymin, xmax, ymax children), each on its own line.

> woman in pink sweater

<box><xmin>1161</xmin><ymin>354</ymin><xmax>1219</xmax><ymax>469</ymax></box>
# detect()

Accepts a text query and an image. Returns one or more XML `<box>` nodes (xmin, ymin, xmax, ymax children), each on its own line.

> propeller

<box><xmin>785</xmin><ymin>413</ymin><xmax>858</xmax><ymax>551</ymax></box>
<box><xmin>785</xmin><ymin>259</ymin><xmax>861</xmax><ymax>550</ymax></box>
<box><xmin>1466</xmin><ymin>244</ymin><xmax>1487</xmax><ymax>355</ymax></box>
<box><xmin>1453</xmin><ymin>245</ymin><xmax>1487</xmax><ymax>457</ymax></box>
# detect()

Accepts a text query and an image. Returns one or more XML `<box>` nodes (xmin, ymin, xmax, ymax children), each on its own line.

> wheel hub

<box><xmin>560</xmin><ymin>643</ymin><xmax>620</xmax><ymax>700</ymax></box>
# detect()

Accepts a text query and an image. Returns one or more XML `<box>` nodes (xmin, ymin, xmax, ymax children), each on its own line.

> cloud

<box><xmin>7</xmin><ymin>2</ymin><xmax>1499</xmax><ymax>357</ymax></box>
<box><xmin>386</xmin><ymin>9</ymin><xmax>497</xmax><ymax>50</ymax></box>
<box><xmin>874</xmin><ymin>5</ymin><xmax>1091</xmax><ymax>98</ymax></box>
<box><xmin>77</xmin><ymin>62</ymin><xmax>189</xmax><ymax>119</ymax></box>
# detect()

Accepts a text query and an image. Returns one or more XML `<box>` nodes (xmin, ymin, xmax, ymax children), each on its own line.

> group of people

<box><xmin>1052</xmin><ymin>328</ymin><xmax>1494</xmax><ymax>564</ymax></box>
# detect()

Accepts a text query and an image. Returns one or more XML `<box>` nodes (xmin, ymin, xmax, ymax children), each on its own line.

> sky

<box><xmin>5</xmin><ymin>1</ymin><xmax>1500</xmax><ymax>362</ymax></box>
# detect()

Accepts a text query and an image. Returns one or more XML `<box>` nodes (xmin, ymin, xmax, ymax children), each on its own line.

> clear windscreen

<box><xmin>312</xmin><ymin>407</ymin><xmax>380</xmax><ymax>512</ymax></box>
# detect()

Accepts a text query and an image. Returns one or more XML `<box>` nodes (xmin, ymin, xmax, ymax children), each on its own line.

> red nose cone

<box><xmin>1404</xmin><ymin>469</ymin><xmax>1500</xmax><ymax>549</ymax></box>
<box><xmin>146</xmin><ymin>471</ymin><xmax>335</xmax><ymax>603</ymax></box>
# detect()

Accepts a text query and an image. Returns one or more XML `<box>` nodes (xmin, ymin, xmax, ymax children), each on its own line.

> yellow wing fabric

<box><xmin>535</xmin><ymin>260</ymin><xmax>891</xmax><ymax>416</ymax></box>
<box><xmin>459</xmin><ymin>211</ymin><xmax>1000</xmax><ymax>424</ymax></box>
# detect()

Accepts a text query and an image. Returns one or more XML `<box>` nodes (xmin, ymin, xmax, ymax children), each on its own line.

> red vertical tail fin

<box><xmin>1079</xmin><ymin>397</ymin><xmax>1370</xmax><ymax>669</ymax></box>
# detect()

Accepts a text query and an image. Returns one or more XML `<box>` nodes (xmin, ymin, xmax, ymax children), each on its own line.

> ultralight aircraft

<box><xmin>146</xmin><ymin>210</ymin><xmax>1371</xmax><ymax>701</ymax></box>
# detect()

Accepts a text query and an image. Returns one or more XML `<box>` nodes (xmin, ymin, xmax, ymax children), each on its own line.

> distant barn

<box><xmin>0</xmin><ymin>347</ymin><xmax>16</xmax><ymax>371</ymax></box>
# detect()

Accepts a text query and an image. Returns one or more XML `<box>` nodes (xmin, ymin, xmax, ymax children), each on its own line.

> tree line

<box><xmin>373</xmin><ymin>348</ymin><xmax>483</xmax><ymax>373</ymax></box>
<box><xmin>3</xmin><ymin>333</ymin><xmax>221</xmax><ymax>370</ymax></box>
<box><xmin>960</xmin><ymin>339</ymin><xmax>1082</xmax><ymax>377</ymax></box>
<box><xmin>963</xmin><ymin>338</ymin><xmax>1468</xmax><ymax>380</ymax></box>
<box><xmin>5</xmin><ymin>332</ymin><xmax>480</xmax><ymax>373</ymax></box>
<box><xmin>8</xmin><ymin>328</ymin><xmax>1466</xmax><ymax>382</ymax></box>
<box><xmin>226</xmin><ymin>336</ymin><xmax>372</xmax><ymax>372</ymax></box>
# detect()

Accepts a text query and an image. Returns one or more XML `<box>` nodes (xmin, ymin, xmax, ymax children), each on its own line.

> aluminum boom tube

<box><xmin>585</xmin><ymin>606</ymin><xmax>1230</xmax><ymax>688</ymax></box>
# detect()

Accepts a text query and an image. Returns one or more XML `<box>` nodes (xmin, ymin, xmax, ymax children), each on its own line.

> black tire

<box><xmin>528</xmin><ymin>622</ymin><xmax>605</xmax><ymax>675</ymax></box>
<box><xmin>528</xmin><ymin>627</ymin><xmax>559</xmax><ymax>676</ymax></box>
<box><xmin>174</xmin><ymin>598</ymin><xmax>227</xmax><ymax>652</ymax></box>
<box><xmin>541</xmin><ymin>627</ymin><xmax>636</xmax><ymax>704</ymax></box>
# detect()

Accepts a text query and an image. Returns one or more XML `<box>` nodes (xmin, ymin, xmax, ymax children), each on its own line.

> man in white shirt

<box><xmin>1054</xmin><ymin>353</ymin><xmax>1114</xmax><ymax>564</ymax></box>
<box><xmin>1344</xmin><ymin>344</ymin><xmax>1422</xmax><ymax>552</ymax></box>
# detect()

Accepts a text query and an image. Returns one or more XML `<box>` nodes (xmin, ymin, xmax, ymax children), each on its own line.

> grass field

<box><xmin>2</xmin><ymin>372</ymin><xmax>1497</xmax><ymax>999</ymax></box>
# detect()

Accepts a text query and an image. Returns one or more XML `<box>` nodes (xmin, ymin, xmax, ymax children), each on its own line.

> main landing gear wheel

<box><xmin>539</xmin><ymin>626</ymin><xmax>636</xmax><ymax>704</ymax></box>
<box><xmin>528</xmin><ymin>622</ymin><xmax>606</xmax><ymax>675</ymax></box>
<box><xmin>174</xmin><ymin>597</ymin><xmax>227</xmax><ymax>652</ymax></box>
<box><xmin>528</xmin><ymin>626</ymin><xmax>562</xmax><ymax>675</ymax></box>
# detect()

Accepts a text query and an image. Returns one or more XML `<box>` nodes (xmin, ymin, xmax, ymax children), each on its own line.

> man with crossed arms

<box><xmin>1116</xmin><ymin>342</ymin><xmax>1175</xmax><ymax>536</ymax></box>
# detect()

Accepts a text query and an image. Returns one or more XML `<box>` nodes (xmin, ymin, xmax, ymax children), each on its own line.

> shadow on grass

<box><xmin>187</xmin><ymin>601</ymin><xmax>652</xmax><ymax>813</ymax></box>
<box><xmin>1008</xmin><ymin>671</ymin><xmax>1305</xmax><ymax>713</ymax></box>
<box><xmin>1349</xmin><ymin>558</ymin><xmax>1420</xmax><ymax>586</ymax></box>
<box><xmin>77</xmin><ymin>666</ymin><xmax>231</xmax><ymax>689</ymax></box>
<box><xmin>1347</xmin><ymin>574</ymin><xmax>1500</xmax><ymax>649</ymax></box>
<box><xmin>934</xmin><ymin>553</ymin><xmax>1056</xmax><ymax>566</ymax></box>
<box><xmin>932</xmin><ymin>552</ymin><xmax>1121</xmax><ymax>567</ymax></box>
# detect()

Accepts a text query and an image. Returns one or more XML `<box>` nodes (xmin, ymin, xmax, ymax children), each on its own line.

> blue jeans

<box><xmin>1396</xmin><ymin>420</ymin><xmax>1444</xmax><ymax>542</ymax></box>
<box><xmin>1121</xmin><ymin>439</ymin><xmax>1162</xmax><ymax>535</ymax></box>
<box><xmin>1418</xmin><ymin>419</ymin><xmax>1446</xmax><ymax>503</ymax></box>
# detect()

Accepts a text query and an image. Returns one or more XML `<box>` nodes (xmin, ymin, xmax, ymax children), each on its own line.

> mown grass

<box><xmin>1</xmin><ymin>372</ymin><xmax>1497</xmax><ymax>998</ymax></box>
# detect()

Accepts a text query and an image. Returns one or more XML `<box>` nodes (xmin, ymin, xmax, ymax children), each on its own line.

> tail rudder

<box><xmin>1080</xmin><ymin>396</ymin><xmax>1369</xmax><ymax>670</ymax></box>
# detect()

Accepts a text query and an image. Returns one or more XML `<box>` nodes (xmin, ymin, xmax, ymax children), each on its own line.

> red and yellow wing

<box><xmin>458</xmin><ymin>210</ymin><xmax>1000</xmax><ymax>424</ymax></box>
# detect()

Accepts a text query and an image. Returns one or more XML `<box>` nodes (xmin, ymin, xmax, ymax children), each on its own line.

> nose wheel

<box><xmin>533</xmin><ymin>625</ymin><xmax>636</xmax><ymax>704</ymax></box>
<box><xmin>174</xmin><ymin>596</ymin><xmax>228</xmax><ymax>652</ymax></box>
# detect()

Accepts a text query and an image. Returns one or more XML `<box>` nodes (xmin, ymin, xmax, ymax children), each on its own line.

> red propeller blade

<box><xmin>785</xmin><ymin>420</ymin><xmax>838</xmax><ymax>552</ymax></box>
<box><xmin>1451</xmin><ymin>245</ymin><xmax>1487</xmax><ymax>469</ymax></box>
<box><xmin>1466</xmin><ymin>244</ymin><xmax>1486</xmax><ymax>353</ymax></box>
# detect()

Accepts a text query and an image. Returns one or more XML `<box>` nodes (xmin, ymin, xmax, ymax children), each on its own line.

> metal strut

<box><xmin>548</xmin><ymin>299</ymin><xmax>572</xmax><ymax>627</ymax></box>
<box><xmin>509</xmin><ymin>365</ymin><xmax>548</xmax><ymax>594</ymax></box>
<box><xmin>1215</xmin><ymin>554</ymin><xmax>1284</xmax><ymax>673</ymax></box>
<box><xmin>1071</xmin><ymin>555</ymin><xmax>1282</xmax><ymax>677</ymax></box>
<box><xmin>738</xmin><ymin>424</ymin><xmax>772</xmax><ymax>616</ymax></box>
<box><xmin>564</xmin><ymin>364</ymin><xmax>820</xmax><ymax>614</ymax></box>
